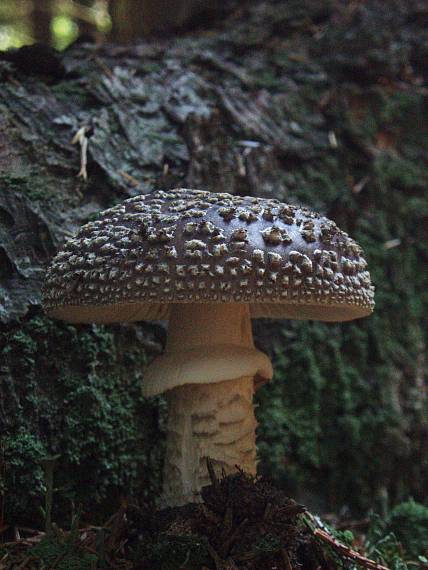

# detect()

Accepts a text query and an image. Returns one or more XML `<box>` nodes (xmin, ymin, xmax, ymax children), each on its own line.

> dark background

<box><xmin>0</xmin><ymin>0</ymin><xmax>231</xmax><ymax>49</ymax></box>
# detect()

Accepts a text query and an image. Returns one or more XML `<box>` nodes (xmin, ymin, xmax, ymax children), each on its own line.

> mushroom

<box><xmin>43</xmin><ymin>189</ymin><xmax>374</xmax><ymax>507</ymax></box>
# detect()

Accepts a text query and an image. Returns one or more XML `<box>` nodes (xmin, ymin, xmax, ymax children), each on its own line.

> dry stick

<box><xmin>206</xmin><ymin>457</ymin><xmax>220</xmax><ymax>492</ymax></box>
<box><xmin>277</xmin><ymin>502</ymin><xmax>306</xmax><ymax>518</ymax></box>
<box><xmin>314</xmin><ymin>529</ymin><xmax>390</xmax><ymax>570</ymax></box>
<box><xmin>93</xmin><ymin>56</ymin><xmax>113</xmax><ymax>78</ymax></box>
<box><xmin>281</xmin><ymin>549</ymin><xmax>293</xmax><ymax>570</ymax></box>
<box><xmin>71</xmin><ymin>127</ymin><xmax>90</xmax><ymax>181</ymax></box>
<box><xmin>0</xmin><ymin>541</ymin><xmax>33</xmax><ymax>548</ymax></box>
<box><xmin>219</xmin><ymin>518</ymin><xmax>248</xmax><ymax>559</ymax></box>
<box><xmin>263</xmin><ymin>502</ymin><xmax>273</xmax><ymax>520</ymax></box>
<box><xmin>119</xmin><ymin>170</ymin><xmax>141</xmax><ymax>187</ymax></box>
<box><xmin>179</xmin><ymin>549</ymin><xmax>191</xmax><ymax>569</ymax></box>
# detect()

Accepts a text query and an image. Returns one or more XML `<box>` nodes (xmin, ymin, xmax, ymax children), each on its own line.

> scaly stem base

<box><xmin>162</xmin><ymin>375</ymin><xmax>257</xmax><ymax>507</ymax></box>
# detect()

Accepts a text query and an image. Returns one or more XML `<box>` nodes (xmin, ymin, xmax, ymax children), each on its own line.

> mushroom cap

<box><xmin>43</xmin><ymin>189</ymin><xmax>374</xmax><ymax>323</ymax></box>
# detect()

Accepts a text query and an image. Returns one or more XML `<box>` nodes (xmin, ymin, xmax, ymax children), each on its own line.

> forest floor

<box><xmin>1</xmin><ymin>465</ymin><xmax>427</xmax><ymax>569</ymax></box>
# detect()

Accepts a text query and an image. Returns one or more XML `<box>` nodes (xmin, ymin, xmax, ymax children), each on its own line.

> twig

<box><xmin>352</xmin><ymin>176</ymin><xmax>369</xmax><ymax>194</ymax></box>
<box><xmin>276</xmin><ymin>501</ymin><xmax>306</xmax><ymax>518</ymax></box>
<box><xmin>281</xmin><ymin>549</ymin><xmax>292</xmax><ymax>570</ymax></box>
<box><xmin>314</xmin><ymin>529</ymin><xmax>390</xmax><ymax>570</ymax></box>
<box><xmin>93</xmin><ymin>56</ymin><xmax>113</xmax><ymax>78</ymax></box>
<box><xmin>383</xmin><ymin>238</ymin><xmax>401</xmax><ymax>250</ymax></box>
<box><xmin>179</xmin><ymin>549</ymin><xmax>191</xmax><ymax>569</ymax></box>
<box><xmin>119</xmin><ymin>170</ymin><xmax>140</xmax><ymax>187</ymax></box>
<box><xmin>263</xmin><ymin>502</ymin><xmax>273</xmax><ymax>520</ymax></box>
<box><xmin>194</xmin><ymin>51</ymin><xmax>254</xmax><ymax>87</ymax></box>
<box><xmin>219</xmin><ymin>518</ymin><xmax>248</xmax><ymax>558</ymax></box>
<box><xmin>71</xmin><ymin>126</ymin><xmax>91</xmax><ymax>181</ymax></box>
<box><xmin>14</xmin><ymin>527</ymin><xmax>42</xmax><ymax>536</ymax></box>
<box><xmin>206</xmin><ymin>458</ymin><xmax>220</xmax><ymax>493</ymax></box>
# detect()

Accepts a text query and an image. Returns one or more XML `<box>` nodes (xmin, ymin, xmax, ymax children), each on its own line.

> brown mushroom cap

<box><xmin>43</xmin><ymin>189</ymin><xmax>374</xmax><ymax>323</ymax></box>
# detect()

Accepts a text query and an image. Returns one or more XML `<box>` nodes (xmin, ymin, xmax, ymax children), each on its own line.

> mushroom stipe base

<box><xmin>163</xmin><ymin>376</ymin><xmax>257</xmax><ymax>506</ymax></box>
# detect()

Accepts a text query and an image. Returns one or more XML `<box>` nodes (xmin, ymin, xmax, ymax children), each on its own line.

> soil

<box><xmin>138</xmin><ymin>464</ymin><xmax>351</xmax><ymax>569</ymax></box>
<box><xmin>0</xmin><ymin>464</ymin><xmax>392</xmax><ymax>569</ymax></box>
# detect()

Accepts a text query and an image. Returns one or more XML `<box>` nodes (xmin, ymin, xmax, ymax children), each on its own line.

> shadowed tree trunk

<box><xmin>109</xmin><ymin>0</ymin><xmax>222</xmax><ymax>38</ymax></box>
<box><xmin>109</xmin><ymin>0</ymin><xmax>142</xmax><ymax>42</ymax></box>
<box><xmin>32</xmin><ymin>0</ymin><xmax>53</xmax><ymax>44</ymax></box>
<box><xmin>76</xmin><ymin>0</ymin><xmax>97</xmax><ymax>40</ymax></box>
<box><xmin>0</xmin><ymin>0</ymin><xmax>427</xmax><ymax>525</ymax></box>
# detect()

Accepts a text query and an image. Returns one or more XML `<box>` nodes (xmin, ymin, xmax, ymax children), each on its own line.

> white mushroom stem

<box><xmin>163</xmin><ymin>376</ymin><xmax>257</xmax><ymax>506</ymax></box>
<box><xmin>143</xmin><ymin>303</ymin><xmax>273</xmax><ymax>507</ymax></box>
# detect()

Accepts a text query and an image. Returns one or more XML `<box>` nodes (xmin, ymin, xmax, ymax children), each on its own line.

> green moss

<box><xmin>0</xmin><ymin>172</ymin><xmax>53</xmax><ymax>201</ymax></box>
<box><xmin>2</xmin><ymin>434</ymin><xmax>47</xmax><ymax>517</ymax></box>
<box><xmin>388</xmin><ymin>500</ymin><xmax>428</xmax><ymax>558</ymax></box>
<box><xmin>144</xmin><ymin>535</ymin><xmax>210</xmax><ymax>570</ymax></box>
<box><xmin>256</xmin><ymin>81</ymin><xmax>428</xmax><ymax>513</ymax></box>
<box><xmin>30</xmin><ymin>535</ymin><xmax>97</xmax><ymax>570</ymax></box>
<box><xmin>1</xmin><ymin>313</ymin><xmax>164</xmax><ymax>525</ymax></box>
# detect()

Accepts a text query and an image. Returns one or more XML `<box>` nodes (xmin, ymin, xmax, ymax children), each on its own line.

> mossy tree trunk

<box><xmin>0</xmin><ymin>0</ymin><xmax>427</xmax><ymax>524</ymax></box>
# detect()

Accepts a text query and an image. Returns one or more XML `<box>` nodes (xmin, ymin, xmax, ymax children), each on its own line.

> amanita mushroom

<box><xmin>43</xmin><ymin>189</ymin><xmax>374</xmax><ymax>507</ymax></box>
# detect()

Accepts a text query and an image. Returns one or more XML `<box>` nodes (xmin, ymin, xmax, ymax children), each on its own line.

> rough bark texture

<box><xmin>0</xmin><ymin>0</ymin><xmax>427</xmax><ymax>524</ymax></box>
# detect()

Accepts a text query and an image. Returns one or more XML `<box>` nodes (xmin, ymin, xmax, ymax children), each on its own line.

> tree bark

<box><xmin>109</xmin><ymin>0</ymin><xmax>142</xmax><ymax>42</ymax></box>
<box><xmin>32</xmin><ymin>0</ymin><xmax>53</xmax><ymax>45</ymax></box>
<box><xmin>109</xmin><ymin>0</ymin><xmax>222</xmax><ymax>39</ymax></box>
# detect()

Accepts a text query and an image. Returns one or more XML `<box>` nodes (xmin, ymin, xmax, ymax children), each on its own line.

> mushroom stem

<box><xmin>147</xmin><ymin>303</ymin><xmax>272</xmax><ymax>507</ymax></box>
<box><xmin>163</xmin><ymin>375</ymin><xmax>257</xmax><ymax>507</ymax></box>
<box><xmin>144</xmin><ymin>304</ymin><xmax>273</xmax><ymax>398</ymax></box>
<box><xmin>166</xmin><ymin>302</ymin><xmax>254</xmax><ymax>353</ymax></box>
